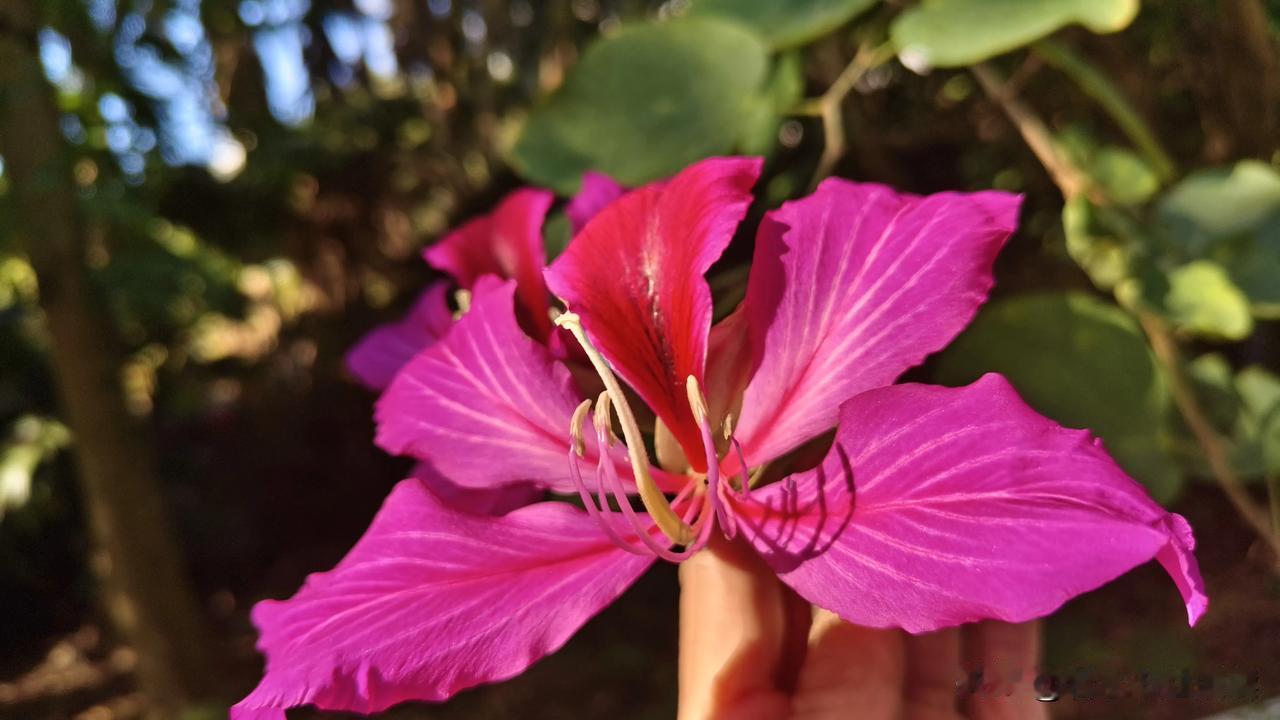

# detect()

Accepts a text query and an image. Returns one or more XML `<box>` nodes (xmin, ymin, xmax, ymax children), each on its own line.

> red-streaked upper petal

<box><xmin>231</xmin><ymin>479</ymin><xmax>654</xmax><ymax>719</ymax></box>
<box><xmin>733</xmin><ymin>181</ymin><xmax>1020</xmax><ymax>467</ymax></box>
<box><xmin>376</xmin><ymin>280</ymin><xmax>598</xmax><ymax>494</ymax></box>
<box><xmin>566</xmin><ymin>171</ymin><xmax>627</xmax><ymax>234</ymax></box>
<box><xmin>345</xmin><ymin>283</ymin><xmax>454</xmax><ymax>390</ymax></box>
<box><xmin>424</xmin><ymin>187</ymin><xmax>555</xmax><ymax>340</ymax></box>
<box><xmin>733</xmin><ymin>375</ymin><xmax>1208</xmax><ymax>634</ymax></box>
<box><xmin>546</xmin><ymin>156</ymin><xmax>762</xmax><ymax>467</ymax></box>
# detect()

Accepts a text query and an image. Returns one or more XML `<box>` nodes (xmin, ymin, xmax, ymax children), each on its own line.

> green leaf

<box><xmin>934</xmin><ymin>291</ymin><xmax>1183</xmax><ymax>503</ymax></box>
<box><xmin>737</xmin><ymin>51</ymin><xmax>805</xmax><ymax>156</ymax></box>
<box><xmin>891</xmin><ymin>0</ymin><xmax>1139</xmax><ymax>70</ymax></box>
<box><xmin>1156</xmin><ymin>161</ymin><xmax>1280</xmax><ymax>317</ymax></box>
<box><xmin>687</xmin><ymin>0</ymin><xmax>879</xmax><ymax>49</ymax></box>
<box><xmin>511</xmin><ymin>18</ymin><xmax>770</xmax><ymax>193</ymax></box>
<box><xmin>1159</xmin><ymin>161</ymin><xmax>1280</xmax><ymax>245</ymax></box>
<box><xmin>1237</xmin><ymin>366</ymin><xmax>1280</xmax><ymax>474</ymax></box>
<box><xmin>1057</xmin><ymin>129</ymin><xmax>1159</xmax><ymax>206</ymax></box>
<box><xmin>1159</xmin><ymin>260</ymin><xmax>1254</xmax><ymax>341</ymax></box>
<box><xmin>1063</xmin><ymin>196</ymin><xmax>1132</xmax><ymax>290</ymax></box>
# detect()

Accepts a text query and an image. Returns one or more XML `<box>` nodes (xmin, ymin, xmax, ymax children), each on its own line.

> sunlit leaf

<box><xmin>511</xmin><ymin>18</ymin><xmax>770</xmax><ymax>193</ymax></box>
<box><xmin>934</xmin><ymin>291</ymin><xmax>1183</xmax><ymax>503</ymax></box>
<box><xmin>687</xmin><ymin>0</ymin><xmax>879</xmax><ymax>49</ymax></box>
<box><xmin>891</xmin><ymin>0</ymin><xmax>1140</xmax><ymax>70</ymax></box>
<box><xmin>0</xmin><ymin>416</ymin><xmax>70</xmax><ymax>520</ymax></box>
<box><xmin>1157</xmin><ymin>161</ymin><xmax>1280</xmax><ymax>317</ymax></box>
<box><xmin>1159</xmin><ymin>261</ymin><xmax>1253</xmax><ymax>341</ymax></box>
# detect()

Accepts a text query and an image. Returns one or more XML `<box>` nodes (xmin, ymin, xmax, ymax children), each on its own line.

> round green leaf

<box><xmin>1156</xmin><ymin>162</ymin><xmax>1280</xmax><ymax>317</ymax></box>
<box><xmin>891</xmin><ymin>0</ymin><xmax>1140</xmax><ymax>70</ymax></box>
<box><xmin>934</xmin><ymin>291</ymin><xmax>1183</xmax><ymax>503</ymax></box>
<box><xmin>687</xmin><ymin>0</ymin><xmax>880</xmax><ymax>50</ymax></box>
<box><xmin>1159</xmin><ymin>161</ymin><xmax>1280</xmax><ymax>243</ymax></box>
<box><xmin>1160</xmin><ymin>261</ymin><xmax>1254</xmax><ymax>341</ymax></box>
<box><xmin>510</xmin><ymin>18</ymin><xmax>770</xmax><ymax>193</ymax></box>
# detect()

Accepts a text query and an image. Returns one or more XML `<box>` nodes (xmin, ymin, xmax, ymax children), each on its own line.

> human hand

<box><xmin>678</xmin><ymin>536</ymin><xmax>1049</xmax><ymax>720</ymax></box>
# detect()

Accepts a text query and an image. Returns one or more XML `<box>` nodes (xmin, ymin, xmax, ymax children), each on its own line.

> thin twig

<box><xmin>809</xmin><ymin>42</ymin><xmax>895</xmax><ymax>191</ymax></box>
<box><xmin>1139</xmin><ymin>311</ymin><xmax>1280</xmax><ymax>559</ymax></box>
<box><xmin>971</xmin><ymin>62</ymin><xmax>1093</xmax><ymax>200</ymax></box>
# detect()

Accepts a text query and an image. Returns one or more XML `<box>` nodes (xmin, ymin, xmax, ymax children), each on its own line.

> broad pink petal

<box><xmin>733</xmin><ymin>375</ymin><xmax>1208</xmax><ymax>633</ymax></box>
<box><xmin>376</xmin><ymin>280</ymin><xmax>595</xmax><ymax>494</ymax></box>
<box><xmin>345</xmin><ymin>283</ymin><xmax>454</xmax><ymax>390</ymax></box>
<box><xmin>545</xmin><ymin>157</ymin><xmax>762</xmax><ymax>468</ymax></box>
<box><xmin>232</xmin><ymin>479</ymin><xmax>654</xmax><ymax>719</ymax></box>
<box><xmin>375</xmin><ymin>280</ymin><xmax>678</xmax><ymax>494</ymax></box>
<box><xmin>410</xmin><ymin>462</ymin><xmax>542</xmax><ymax>515</ymax></box>
<box><xmin>566</xmin><ymin>171</ymin><xmax>627</xmax><ymax>234</ymax></box>
<box><xmin>424</xmin><ymin>188</ymin><xmax>555</xmax><ymax>340</ymax></box>
<box><xmin>733</xmin><ymin>181</ymin><xmax>1020</xmax><ymax>467</ymax></box>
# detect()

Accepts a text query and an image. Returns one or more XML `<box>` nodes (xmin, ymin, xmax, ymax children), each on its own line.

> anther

<box><xmin>555</xmin><ymin>311</ymin><xmax>693</xmax><ymax>545</ymax></box>
<box><xmin>569</xmin><ymin>399</ymin><xmax>591</xmax><ymax>457</ymax></box>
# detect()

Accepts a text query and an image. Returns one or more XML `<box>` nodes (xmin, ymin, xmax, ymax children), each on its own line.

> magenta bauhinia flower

<box><xmin>345</xmin><ymin>174</ymin><xmax>626</xmax><ymax>390</ymax></box>
<box><xmin>233</xmin><ymin>157</ymin><xmax>1207</xmax><ymax>719</ymax></box>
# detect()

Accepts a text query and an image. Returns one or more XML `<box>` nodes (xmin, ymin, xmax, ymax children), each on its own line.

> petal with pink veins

<box><xmin>345</xmin><ymin>283</ymin><xmax>454</xmax><ymax>390</ymax></box>
<box><xmin>231</xmin><ymin>478</ymin><xmax>654</xmax><ymax>719</ymax></box>
<box><xmin>425</xmin><ymin>188</ymin><xmax>555</xmax><ymax>340</ymax></box>
<box><xmin>733</xmin><ymin>374</ymin><xmax>1208</xmax><ymax>634</ymax></box>
<box><xmin>566</xmin><ymin>171</ymin><xmax>627</xmax><ymax>234</ymax></box>
<box><xmin>410</xmin><ymin>462</ymin><xmax>543</xmax><ymax>515</ymax></box>
<box><xmin>375</xmin><ymin>280</ymin><xmax>677</xmax><ymax>494</ymax></box>
<box><xmin>546</xmin><ymin>157</ymin><xmax>762</xmax><ymax>468</ymax></box>
<box><xmin>733</xmin><ymin>181</ymin><xmax>1020</xmax><ymax>467</ymax></box>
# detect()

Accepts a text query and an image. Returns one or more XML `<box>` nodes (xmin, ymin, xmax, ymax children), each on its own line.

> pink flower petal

<box><xmin>733</xmin><ymin>374</ymin><xmax>1208</xmax><ymax>634</ymax></box>
<box><xmin>376</xmin><ymin>280</ymin><xmax>598</xmax><ymax>494</ymax></box>
<box><xmin>424</xmin><ymin>188</ymin><xmax>555</xmax><ymax>340</ymax></box>
<box><xmin>375</xmin><ymin>279</ymin><xmax>677</xmax><ymax>494</ymax></box>
<box><xmin>410</xmin><ymin>462</ymin><xmax>542</xmax><ymax>515</ymax></box>
<box><xmin>545</xmin><ymin>157</ymin><xmax>761</xmax><ymax>468</ymax></box>
<box><xmin>566</xmin><ymin>171</ymin><xmax>627</xmax><ymax>234</ymax></box>
<box><xmin>733</xmin><ymin>181</ymin><xmax>1020</xmax><ymax>467</ymax></box>
<box><xmin>345</xmin><ymin>283</ymin><xmax>454</xmax><ymax>390</ymax></box>
<box><xmin>232</xmin><ymin>479</ymin><xmax>654</xmax><ymax>719</ymax></box>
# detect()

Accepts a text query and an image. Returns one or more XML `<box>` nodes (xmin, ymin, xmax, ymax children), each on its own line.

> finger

<box><xmin>963</xmin><ymin>621</ymin><xmax>1047</xmax><ymax>720</ymax></box>
<box><xmin>904</xmin><ymin>628</ymin><xmax>965</xmax><ymax>720</ymax></box>
<box><xmin>677</xmin><ymin>534</ymin><xmax>794</xmax><ymax>720</ymax></box>
<box><xmin>789</xmin><ymin>609</ymin><xmax>905</xmax><ymax>720</ymax></box>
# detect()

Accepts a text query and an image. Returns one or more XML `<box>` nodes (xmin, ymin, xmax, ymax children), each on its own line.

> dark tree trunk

<box><xmin>0</xmin><ymin>1</ymin><xmax>218</xmax><ymax>716</ymax></box>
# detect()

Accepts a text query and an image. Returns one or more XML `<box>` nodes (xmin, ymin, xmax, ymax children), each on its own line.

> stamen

<box><xmin>728</xmin><ymin>436</ymin><xmax>753</xmax><ymax>501</ymax></box>
<box><xmin>453</xmin><ymin>288</ymin><xmax>472</xmax><ymax>316</ymax></box>
<box><xmin>687</xmin><ymin>376</ymin><xmax>733</xmax><ymax>539</ymax></box>
<box><xmin>567</xmin><ymin>400</ymin><xmax>649</xmax><ymax>556</ymax></box>
<box><xmin>597</xmin><ymin>431</ymin><xmax>714</xmax><ymax>562</ymax></box>
<box><xmin>567</xmin><ymin>397</ymin><xmax>709</xmax><ymax>560</ymax></box>
<box><xmin>555</xmin><ymin>312</ymin><xmax>693</xmax><ymax>545</ymax></box>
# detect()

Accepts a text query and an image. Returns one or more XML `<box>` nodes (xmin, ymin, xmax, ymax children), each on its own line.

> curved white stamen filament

<box><xmin>555</xmin><ymin>312</ymin><xmax>692</xmax><ymax>544</ymax></box>
<box><xmin>687</xmin><ymin>376</ymin><xmax>733</xmax><ymax>539</ymax></box>
<box><xmin>567</xmin><ymin>397</ymin><xmax>709</xmax><ymax>560</ymax></box>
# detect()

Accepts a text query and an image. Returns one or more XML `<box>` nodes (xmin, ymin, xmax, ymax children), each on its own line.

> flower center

<box><xmin>556</xmin><ymin>311</ymin><xmax>735</xmax><ymax>561</ymax></box>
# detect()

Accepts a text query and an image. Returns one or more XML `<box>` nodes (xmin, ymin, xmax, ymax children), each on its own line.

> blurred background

<box><xmin>0</xmin><ymin>0</ymin><xmax>1278</xmax><ymax>718</ymax></box>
